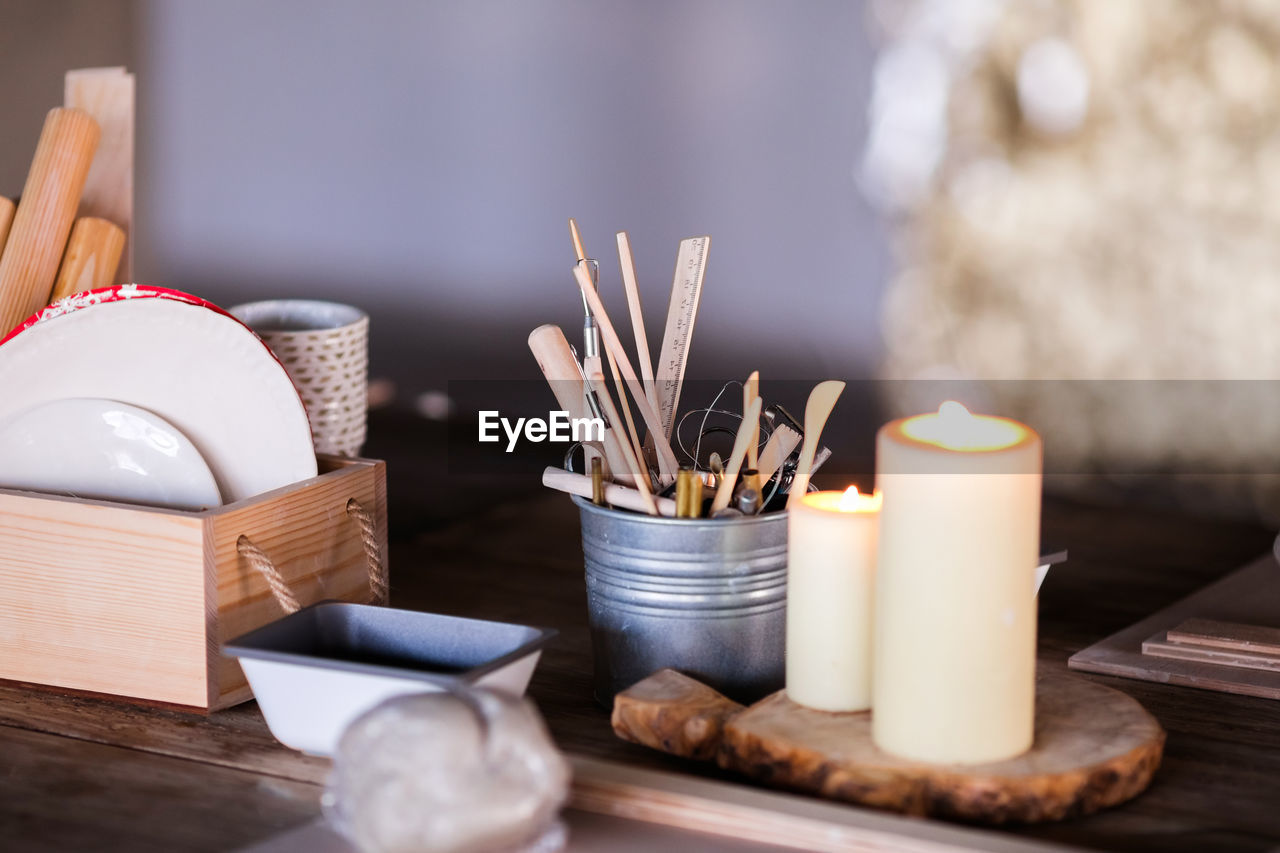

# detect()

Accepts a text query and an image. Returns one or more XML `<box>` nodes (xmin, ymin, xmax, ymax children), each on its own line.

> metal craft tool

<box><xmin>675</xmin><ymin>468</ymin><xmax>703</xmax><ymax>518</ymax></box>
<box><xmin>570</xmin><ymin>220</ymin><xmax>648</xmax><ymax>481</ymax></box>
<box><xmin>654</xmin><ymin>236</ymin><xmax>710</xmax><ymax>439</ymax></box>
<box><xmin>591</xmin><ymin>457</ymin><xmax>606</xmax><ymax>506</ymax></box>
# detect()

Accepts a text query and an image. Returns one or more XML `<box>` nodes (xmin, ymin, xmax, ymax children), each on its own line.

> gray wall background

<box><xmin>1</xmin><ymin>0</ymin><xmax>887</xmax><ymax>403</ymax></box>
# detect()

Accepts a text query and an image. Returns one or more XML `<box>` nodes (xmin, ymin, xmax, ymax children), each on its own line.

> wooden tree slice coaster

<box><xmin>613</xmin><ymin>668</ymin><xmax>1164</xmax><ymax>825</ymax></box>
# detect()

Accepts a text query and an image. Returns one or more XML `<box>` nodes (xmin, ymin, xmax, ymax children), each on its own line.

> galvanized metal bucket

<box><xmin>574</xmin><ymin>496</ymin><xmax>787</xmax><ymax>705</ymax></box>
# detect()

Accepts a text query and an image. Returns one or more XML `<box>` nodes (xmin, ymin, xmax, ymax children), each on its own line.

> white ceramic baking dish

<box><xmin>225</xmin><ymin>602</ymin><xmax>555</xmax><ymax>756</ymax></box>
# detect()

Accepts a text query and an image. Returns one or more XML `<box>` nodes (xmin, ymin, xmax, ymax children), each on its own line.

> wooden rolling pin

<box><xmin>0</xmin><ymin>108</ymin><xmax>100</xmax><ymax>334</ymax></box>
<box><xmin>0</xmin><ymin>198</ymin><xmax>15</xmax><ymax>254</ymax></box>
<box><xmin>542</xmin><ymin>467</ymin><xmax>676</xmax><ymax>517</ymax></box>
<box><xmin>49</xmin><ymin>216</ymin><xmax>125</xmax><ymax>302</ymax></box>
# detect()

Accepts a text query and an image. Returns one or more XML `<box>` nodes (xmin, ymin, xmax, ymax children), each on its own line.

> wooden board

<box><xmin>613</xmin><ymin>668</ymin><xmax>1164</xmax><ymax>824</ymax></box>
<box><xmin>0</xmin><ymin>681</ymin><xmax>1080</xmax><ymax>850</ymax></box>
<box><xmin>65</xmin><ymin>67</ymin><xmax>134</xmax><ymax>283</ymax></box>
<box><xmin>1068</xmin><ymin>554</ymin><xmax>1280</xmax><ymax>700</ymax></box>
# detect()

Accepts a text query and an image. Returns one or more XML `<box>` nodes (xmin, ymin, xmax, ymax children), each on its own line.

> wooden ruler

<box><xmin>655</xmin><ymin>236</ymin><xmax>709</xmax><ymax>438</ymax></box>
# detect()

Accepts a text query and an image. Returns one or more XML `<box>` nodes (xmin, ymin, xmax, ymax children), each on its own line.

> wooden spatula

<box><xmin>785</xmin><ymin>381</ymin><xmax>845</xmax><ymax>510</ymax></box>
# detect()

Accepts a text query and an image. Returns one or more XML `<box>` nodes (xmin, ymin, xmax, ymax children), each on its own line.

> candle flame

<box><xmin>838</xmin><ymin>486</ymin><xmax>863</xmax><ymax>511</ymax></box>
<box><xmin>900</xmin><ymin>400</ymin><xmax>1026</xmax><ymax>451</ymax></box>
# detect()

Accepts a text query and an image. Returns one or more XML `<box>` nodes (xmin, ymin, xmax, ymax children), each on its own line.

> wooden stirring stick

<box><xmin>744</xmin><ymin>371</ymin><xmax>760</xmax><ymax>471</ymax></box>
<box><xmin>786</xmin><ymin>381</ymin><xmax>846</xmax><ymax>510</ymax></box>
<box><xmin>542</xmin><ymin>467</ymin><xmax>676</xmax><ymax>517</ymax></box>
<box><xmin>710</xmin><ymin>397</ymin><xmax>763</xmax><ymax>514</ymax></box>
<box><xmin>617</xmin><ymin>231</ymin><xmax>659</xmax><ymax>417</ymax></box>
<box><xmin>586</xmin><ymin>365</ymin><xmax>659</xmax><ymax>515</ymax></box>
<box><xmin>572</xmin><ymin>263</ymin><xmax>680</xmax><ymax>485</ymax></box>
<box><xmin>570</xmin><ymin>220</ymin><xmax>648</xmax><ymax>477</ymax></box>
<box><xmin>757</xmin><ymin>423</ymin><xmax>801</xmax><ymax>486</ymax></box>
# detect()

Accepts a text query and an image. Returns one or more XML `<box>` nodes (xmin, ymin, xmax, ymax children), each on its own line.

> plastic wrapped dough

<box><xmin>325</xmin><ymin>688</ymin><xmax>571</xmax><ymax>853</ymax></box>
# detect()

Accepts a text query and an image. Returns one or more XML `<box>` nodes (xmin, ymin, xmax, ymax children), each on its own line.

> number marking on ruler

<box><xmin>656</xmin><ymin>236</ymin><xmax>710</xmax><ymax>439</ymax></box>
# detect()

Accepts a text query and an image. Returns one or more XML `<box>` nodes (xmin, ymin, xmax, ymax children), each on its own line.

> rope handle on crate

<box><xmin>236</xmin><ymin>498</ymin><xmax>387</xmax><ymax>614</ymax></box>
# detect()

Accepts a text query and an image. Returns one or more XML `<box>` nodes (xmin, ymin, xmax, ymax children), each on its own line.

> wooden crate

<box><xmin>0</xmin><ymin>455</ymin><xmax>387</xmax><ymax>712</ymax></box>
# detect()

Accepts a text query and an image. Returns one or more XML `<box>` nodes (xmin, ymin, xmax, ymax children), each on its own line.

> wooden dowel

<box><xmin>569</xmin><ymin>217</ymin><xmax>589</xmax><ymax>265</ymax></box>
<box><xmin>573</xmin><ymin>262</ymin><xmax>679</xmax><ymax>485</ymax></box>
<box><xmin>605</xmin><ymin>344</ymin><xmax>647</xmax><ymax>476</ymax></box>
<box><xmin>527</xmin><ymin>324</ymin><xmax>610</xmax><ymax>480</ymax></box>
<box><xmin>542</xmin><ymin>467</ymin><xmax>676</xmax><ymax>517</ymax></box>
<box><xmin>617</xmin><ymin>231</ymin><xmax>659</xmax><ymax>416</ymax></box>
<box><xmin>744</xmin><ymin>371</ymin><xmax>760</xmax><ymax>471</ymax></box>
<box><xmin>710</xmin><ymin>397</ymin><xmax>762</xmax><ymax>514</ymax></box>
<box><xmin>65</xmin><ymin>67</ymin><xmax>134</xmax><ymax>282</ymax></box>
<box><xmin>49</xmin><ymin>216</ymin><xmax>125</xmax><ymax>302</ymax></box>
<box><xmin>0</xmin><ymin>108</ymin><xmax>100</xmax><ymax>335</ymax></box>
<box><xmin>0</xmin><ymin>198</ymin><xmax>15</xmax><ymax>256</ymax></box>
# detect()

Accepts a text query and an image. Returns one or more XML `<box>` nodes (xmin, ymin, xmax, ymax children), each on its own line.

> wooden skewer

<box><xmin>527</xmin><ymin>324</ymin><xmax>612</xmax><ymax>480</ymax></box>
<box><xmin>0</xmin><ymin>108</ymin><xmax>100</xmax><ymax>335</ymax></box>
<box><xmin>0</xmin><ymin>199</ymin><xmax>15</xmax><ymax>255</ymax></box>
<box><xmin>586</xmin><ymin>365</ymin><xmax>659</xmax><ymax>515</ymax></box>
<box><xmin>569</xmin><ymin>217</ymin><xmax>589</xmax><ymax>266</ymax></box>
<box><xmin>605</xmin><ymin>346</ymin><xmax>647</xmax><ymax>476</ymax></box>
<box><xmin>744</xmin><ymin>371</ymin><xmax>760</xmax><ymax>471</ymax></box>
<box><xmin>710</xmin><ymin>397</ymin><xmax>762</xmax><ymax>514</ymax></box>
<box><xmin>542</xmin><ymin>467</ymin><xmax>676</xmax><ymax>517</ymax></box>
<box><xmin>757</xmin><ymin>424</ymin><xmax>801</xmax><ymax>486</ymax></box>
<box><xmin>617</xmin><ymin>231</ymin><xmax>659</xmax><ymax>416</ymax></box>
<box><xmin>65</xmin><ymin>67</ymin><xmax>134</xmax><ymax>283</ymax></box>
<box><xmin>786</xmin><ymin>381</ymin><xmax>846</xmax><ymax>510</ymax></box>
<box><xmin>569</xmin><ymin>220</ymin><xmax>647</xmax><ymax>474</ymax></box>
<box><xmin>49</xmin><ymin>216</ymin><xmax>125</xmax><ymax>302</ymax></box>
<box><xmin>573</xmin><ymin>263</ymin><xmax>679</xmax><ymax>485</ymax></box>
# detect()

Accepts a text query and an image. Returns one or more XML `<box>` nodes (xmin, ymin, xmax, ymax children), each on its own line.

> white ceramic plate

<box><xmin>0</xmin><ymin>286</ymin><xmax>317</xmax><ymax>502</ymax></box>
<box><xmin>0</xmin><ymin>398</ymin><xmax>223</xmax><ymax>510</ymax></box>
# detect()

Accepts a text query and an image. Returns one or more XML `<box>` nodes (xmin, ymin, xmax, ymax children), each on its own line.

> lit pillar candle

<box><xmin>786</xmin><ymin>486</ymin><xmax>882</xmax><ymax>712</ymax></box>
<box><xmin>873</xmin><ymin>402</ymin><xmax>1042</xmax><ymax>764</ymax></box>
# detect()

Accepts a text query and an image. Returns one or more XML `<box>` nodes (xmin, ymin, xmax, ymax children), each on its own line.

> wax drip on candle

<box><xmin>900</xmin><ymin>401</ymin><xmax>1026</xmax><ymax>452</ymax></box>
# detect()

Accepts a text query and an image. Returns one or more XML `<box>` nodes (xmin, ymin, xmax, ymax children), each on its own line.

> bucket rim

<box><xmin>572</xmin><ymin>494</ymin><xmax>787</xmax><ymax>527</ymax></box>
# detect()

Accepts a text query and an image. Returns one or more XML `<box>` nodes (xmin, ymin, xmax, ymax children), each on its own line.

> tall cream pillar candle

<box><xmin>786</xmin><ymin>487</ymin><xmax>881</xmax><ymax>712</ymax></box>
<box><xmin>873</xmin><ymin>401</ymin><xmax>1042</xmax><ymax>764</ymax></box>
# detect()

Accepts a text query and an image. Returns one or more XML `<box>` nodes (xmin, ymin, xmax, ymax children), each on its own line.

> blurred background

<box><xmin>5</xmin><ymin>0</ymin><xmax>1280</xmax><ymax>518</ymax></box>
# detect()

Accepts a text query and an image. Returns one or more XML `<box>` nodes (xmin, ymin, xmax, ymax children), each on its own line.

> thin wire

<box><xmin>674</xmin><ymin>379</ymin><xmax>774</xmax><ymax>470</ymax></box>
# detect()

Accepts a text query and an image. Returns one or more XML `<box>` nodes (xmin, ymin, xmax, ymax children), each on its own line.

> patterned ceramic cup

<box><xmin>229</xmin><ymin>300</ymin><xmax>369</xmax><ymax>457</ymax></box>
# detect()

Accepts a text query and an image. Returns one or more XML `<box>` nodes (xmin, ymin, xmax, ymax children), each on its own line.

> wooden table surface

<box><xmin>3</xmin><ymin>413</ymin><xmax>1280</xmax><ymax>852</ymax></box>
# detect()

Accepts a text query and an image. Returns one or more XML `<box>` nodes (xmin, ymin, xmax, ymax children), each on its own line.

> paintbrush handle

<box><xmin>542</xmin><ymin>467</ymin><xmax>676</xmax><ymax>516</ymax></box>
<box><xmin>710</xmin><ymin>397</ymin><xmax>762</xmax><ymax>514</ymax></box>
